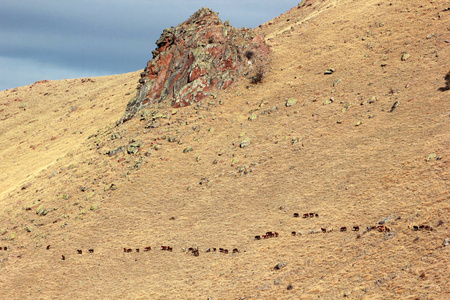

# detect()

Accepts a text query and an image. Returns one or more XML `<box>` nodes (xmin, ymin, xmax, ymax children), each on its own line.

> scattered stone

<box><xmin>85</xmin><ymin>192</ymin><xmax>95</xmax><ymax>200</ymax></box>
<box><xmin>107</xmin><ymin>146</ymin><xmax>125</xmax><ymax>156</ymax></box>
<box><xmin>337</xmin><ymin>119</ymin><xmax>343</xmax><ymax>124</ymax></box>
<box><xmin>355</xmin><ymin>121</ymin><xmax>362</xmax><ymax>126</ymax></box>
<box><xmin>274</xmin><ymin>262</ymin><xmax>287</xmax><ymax>270</ymax></box>
<box><xmin>333</xmin><ymin>78</ymin><xmax>342</xmax><ymax>87</ymax></box>
<box><xmin>324</xmin><ymin>68</ymin><xmax>335</xmax><ymax>75</ymax></box>
<box><xmin>36</xmin><ymin>206</ymin><xmax>55</xmax><ymax>216</ymax></box>
<box><xmin>248</xmin><ymin>114</ymin><xmax>257</xmax><ymax>121</ymax></box>
<box><xmin>21</xmin><ymin>182</ymin><xmax>32</xmax><ymax>190</ymax></box>
<box><xmin>240</xmin><ymin>137</ymin><xmax>251</xmax><ymax>148</ymax></box>
<box><xmin>401</xmin><ymin>53</ymin><xmax>411</xmax><ymax>61</ymax></box>
<box><xmin>127</xmin><ymin>141</ymin><xmax>141</xmax><ymax>154</ymax></box>
<box><xmin>168</xmin><ymin>136</ymin><xmax>178</xmax><ymax>143</ymax></box>
<box><xmin>388</xmin><ymin>101</ymin><xmax>399</xmax><ymax>112</ymax></box>
<box><xmin>379</xmin><ymin>215</ymin><xmax>393</xmax><ymax>224</ymax></box>
<box><xmin>286</xmin><ymin>98</ymin><xmax>298</xmax><ymax>107</ymax></box>
<box><xmin>110</xmin><ymin>132</ymin><xmax>122</xmax><ymax>140</ymax></box>
<box><xmin>183</xmin><ymin>147</ymin><xmax>194</xmax><ymax>153</ymax></box>
<box><xmin>146</xmin><ymin>121</ymin><xmax>160</xmax><ymax>128</ymax></box>
<box><xmin>104</xmin><ymin>183</ymin><xmax>117</xmax><ymax>191</ymax></box>
<box><xmin>426</xmin><ymin>153</ymin><xmax>437</xmax><ymax>161</ymax></box>
<box><xmin>323</xmin><ymin>98</ymin><xmax>334</xmax><ymax>105</ymax></box>
<box><xmin>443</xmin><ymin>238</ymin><xmax>449</xmax><ymax>247</ymax></box>
<box><xmin>90</xmin><ymin>203</ymin><xmax>99</xmax><ymax>211</ymax></box>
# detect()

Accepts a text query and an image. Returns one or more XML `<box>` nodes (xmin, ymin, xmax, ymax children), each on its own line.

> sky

<box><xmin>0</xmin><ymin>0</ymin><xmax>301</xmax><ymax>91</ymax></box>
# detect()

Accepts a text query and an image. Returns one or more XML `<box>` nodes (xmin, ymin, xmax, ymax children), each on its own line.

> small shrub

<box><xmin>251</xmin><ymin>68</ymin><xmax>264</xmax><ymax>84</ymax></box>
<box><xmin>439</xmin><ymin>71</ymin><xmax>450</xmax><ymax>91</ymax></box>
<box><xmin>445</xmin><ymin>71</ymin><xmax>450</xmax><ymax>89</ymax></box>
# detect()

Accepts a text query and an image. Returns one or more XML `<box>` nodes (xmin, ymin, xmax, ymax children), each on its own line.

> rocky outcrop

<box><xmin>119</xmin><ymin>7</ymin><xmax>270</xmax><ymax>123</ymax></box>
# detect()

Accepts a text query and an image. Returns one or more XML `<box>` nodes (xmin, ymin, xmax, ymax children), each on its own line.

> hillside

<box><xmin>0</xmin><ymin>0</ymin><xmax>449</xmax><ymax>299</ymax></box>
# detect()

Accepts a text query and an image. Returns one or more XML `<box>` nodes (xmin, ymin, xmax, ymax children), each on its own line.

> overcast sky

<box><xmin>0</xmin><ymin>0</ymin><xmax>300</xmax><ymax>91</ymax></box>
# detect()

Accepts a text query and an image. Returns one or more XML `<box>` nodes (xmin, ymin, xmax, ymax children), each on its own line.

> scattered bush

<box><xmin>439</xmin><ymin>71</ymin><xmax>450</xmax><ymax>91</ymax></box>
<box><xmin>251</xmin><ymin>68</ymin><xmax>264</xmax><ymax>84</ymax></box>
<box><xmin>245</xmin><ymin>50</ymin><xmax>254</xmax><ymax>60</ymax></box>
<box><xmin>444</xmin><ymin>71</ymin><xmax>450</xmax><ymax>89</ymax></box>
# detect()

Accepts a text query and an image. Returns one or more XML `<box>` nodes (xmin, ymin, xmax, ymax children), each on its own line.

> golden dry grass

<box><xmin>0</xmin><ymin>0</ymin><xmax>449</xmax><ymax>299</ymax></box>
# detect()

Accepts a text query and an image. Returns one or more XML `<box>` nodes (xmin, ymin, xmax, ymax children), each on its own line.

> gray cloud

<box><xmin>0</xmin><ymin>0</ymin><xmax>300</xmax><ymax>91</ymax></box>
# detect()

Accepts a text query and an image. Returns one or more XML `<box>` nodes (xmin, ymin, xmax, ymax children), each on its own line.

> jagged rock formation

<box><xmin>119</xmin><ymin>7</ymin><xmax>270</xmax><ymax>123</ymax></box>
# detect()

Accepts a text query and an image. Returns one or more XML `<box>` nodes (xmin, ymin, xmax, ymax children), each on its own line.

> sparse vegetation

<box><xmin>0</xmin><ymin>0</ymin><xmax>448</xmax><ymax>299</ymax></box>
<box><xmin>250</xmin><ymin>68</ymin><xmax>264</xmax><ymax>84</ymax></box>
<box><xmin>438</xmin><ymin>71</ymin><xmax>450</xmax><ymax>91</ymax></box>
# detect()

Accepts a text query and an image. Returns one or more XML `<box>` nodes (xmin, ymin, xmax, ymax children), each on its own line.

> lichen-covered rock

<box><xmin>426</xmin><ymin>153</ymin><xmax>437</xmax><ymax>161</ymax></box>
<box><xmin>323</xmin><ymin>98</ymin><xmax>334</xmax><ymax>105</ymax></box>
<box><xmin>106</xmin><ymin>146</ymin><xmax>125</xmax><ymax>156</ymax></box>
<box><xmin>36</xmin><ymin>205</ymin><xmax>55</xmax><ymax>216</ymax></box>
<box><xmin>119</xmin><ymin>7</ymin><xmax>270</xmax><ymax>123</ymax></box>
<box><xmin>240</xmin><ymin>137</ymin><xmax>251</xmax><ymax>148</ymax></box>
<box><xmin>90</xmin><ymin>203</ymin><xmax>99</xmax><ymax>211</ymax></box>
<box><xmin>401</xmin><ymin>53</ymin><xmax>411</xmax><ymax>61</ymax></box>
<box><xmin>183</xmin><ymin>147</ymin><xmax>194</xmax><ymax>153</ymax></box>
<box><xmin>127</xmin><ymin>141</ymin><xmax>141</xmax><ymax>154</ymax></box>
<box><xmin>286</xmin><ymin>98</ymin><xmax>297</xmax><ymax>107</ymax></box>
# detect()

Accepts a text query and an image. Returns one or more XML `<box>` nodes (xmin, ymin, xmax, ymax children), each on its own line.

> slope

<box><xmin>0</xmin><ymin>0</ymin><xmax>449</xmax><ymax>299</ymax></box>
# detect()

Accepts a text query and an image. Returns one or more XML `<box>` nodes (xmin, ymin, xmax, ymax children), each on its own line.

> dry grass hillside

<box><xmin>0</xmin><ymin>0</ymin><xmax>449</xmax><ymax>299</ymax></box>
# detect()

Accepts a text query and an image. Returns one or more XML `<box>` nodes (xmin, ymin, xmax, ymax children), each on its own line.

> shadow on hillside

<box><xmin>438</xmin><ymin>71</ymin><xmax>450</xmax><ymax>91</ymax></box>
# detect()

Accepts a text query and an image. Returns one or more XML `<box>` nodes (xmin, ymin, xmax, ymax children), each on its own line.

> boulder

<box><xmin>119</xmin><ymin>7</ymin><xmax>270</xmax><ymax>123</ymax></box>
